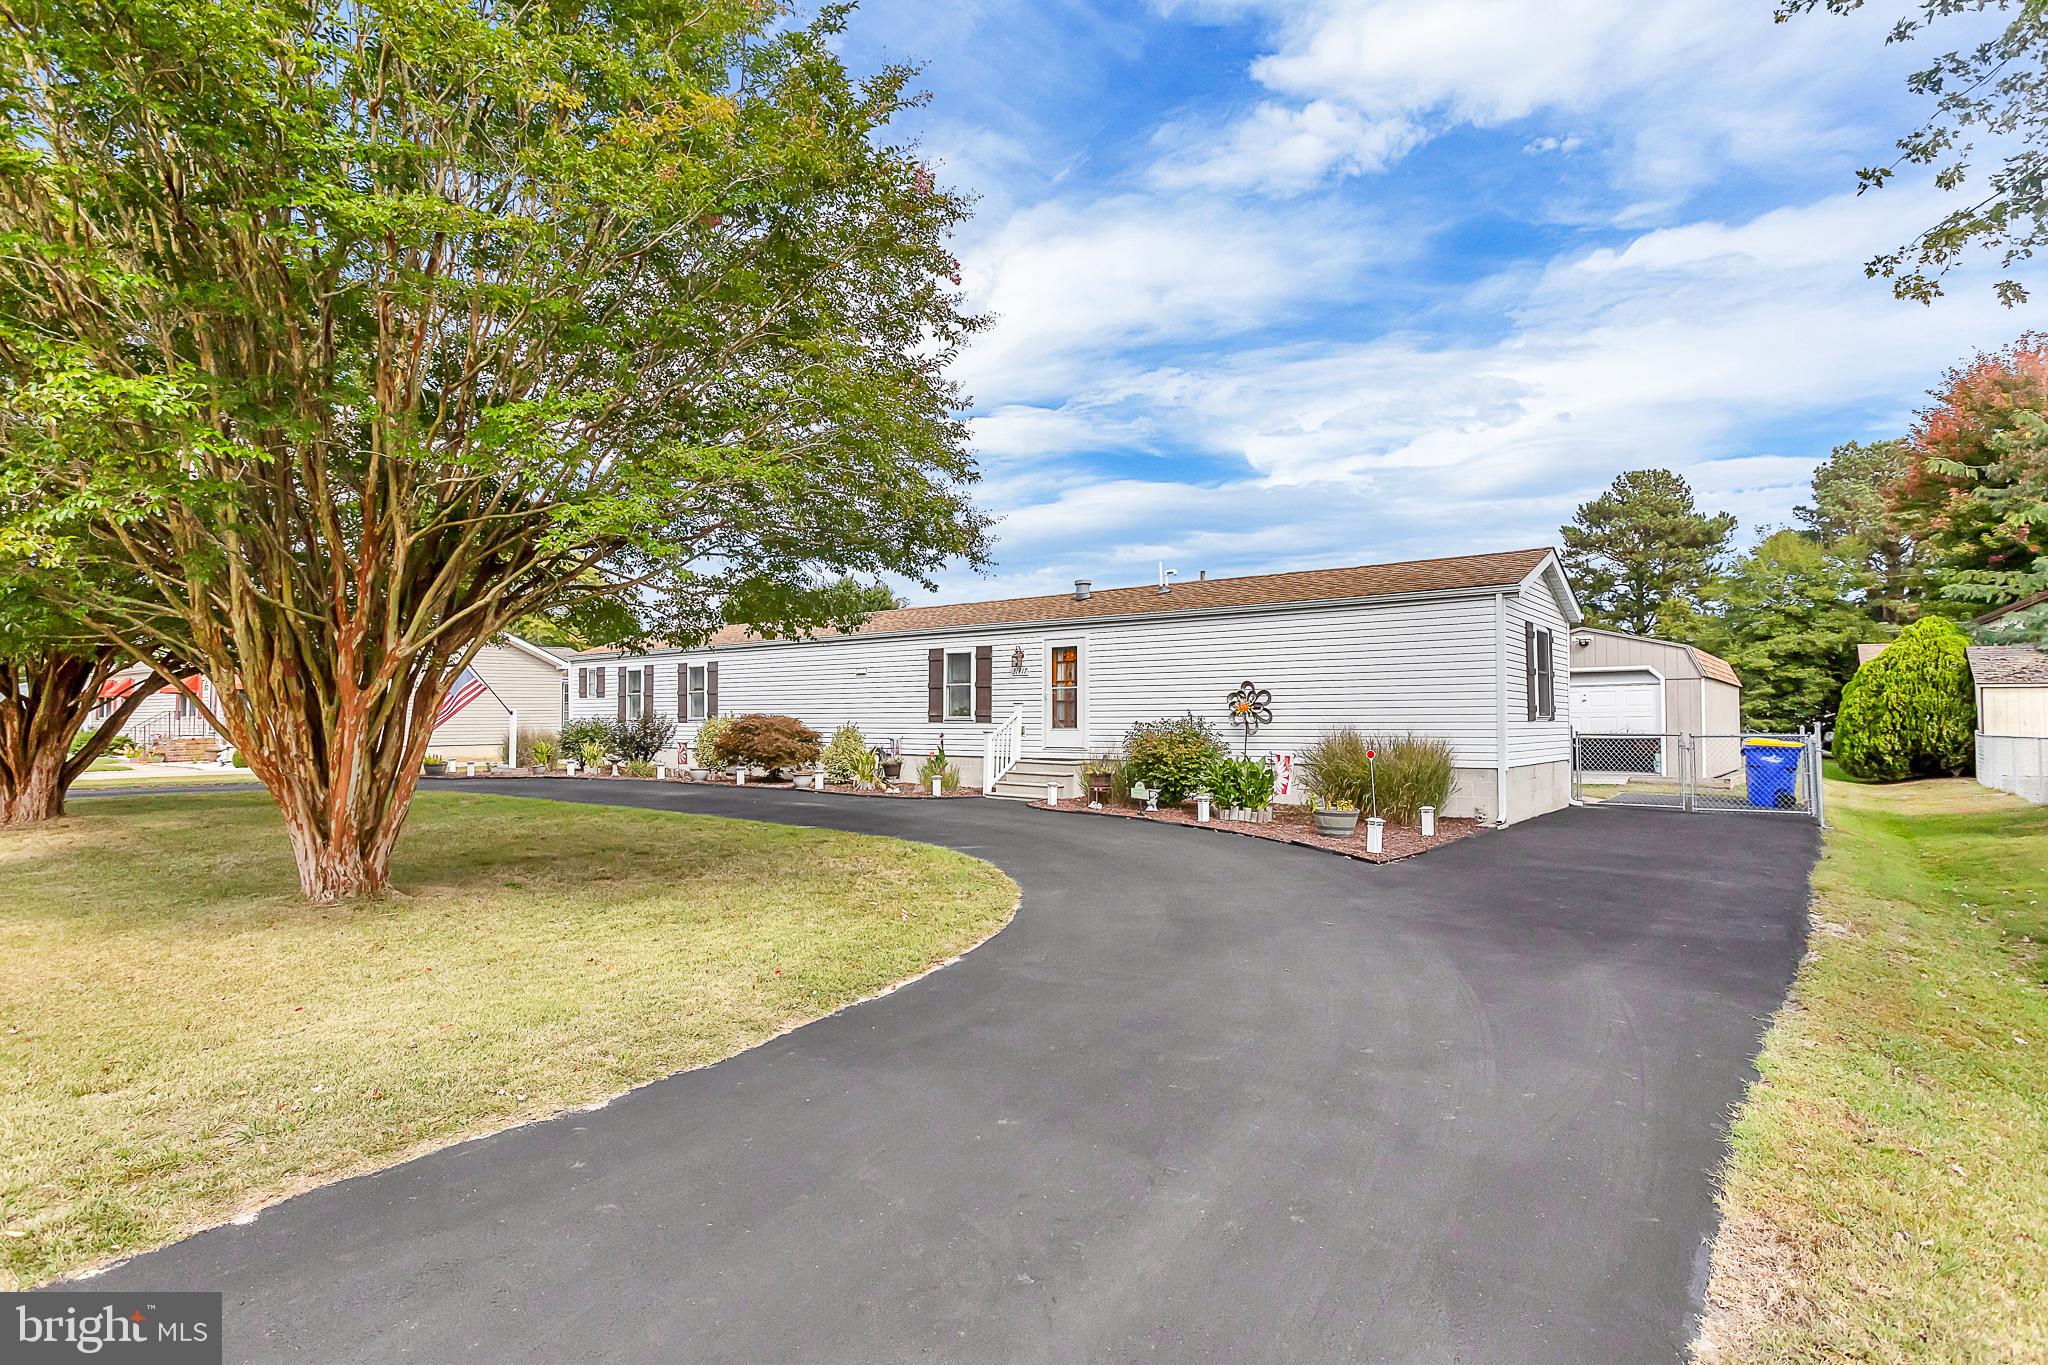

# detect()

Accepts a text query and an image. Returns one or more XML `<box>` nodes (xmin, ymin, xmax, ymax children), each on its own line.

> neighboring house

<box><xmin>1969</xmin><ymin>645</ymin><xmax>2048</xmax><ymax>805</ymax></box>
<box><xmin>95</xmin><ymin>637</ymin><xmax>569</xmax><ymax>764</ymax></box>
<box><xmin>1967</xmin><ymin>646</ymin><xmax>2048</xmax><ymax>737</ymax></box>
<box><xmin>1565</xmin><ymin>627</ymin><xmax>1744</xmax><ymax>780</ymax></box>
<box><xmin>429</xmin><ymin>637</ymin><xmax>572</xmax><ymax>762</ymax></box>
<box><xmin>569</xmin><ymin>548</ymin><xmax>1581</xmax><ymax>824</ymax></box>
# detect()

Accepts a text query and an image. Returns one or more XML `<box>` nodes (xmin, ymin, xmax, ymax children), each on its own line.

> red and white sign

<box><xmin>1271</xmin><ymin>751</ymin><xmax>1295</xmax><ymax>800</ymax></box>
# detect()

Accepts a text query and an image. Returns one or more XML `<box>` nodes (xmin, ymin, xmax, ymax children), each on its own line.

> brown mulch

<box><xmin>443</xmin><ymin>770</ymin><xmax>974</xmax><ymax>798</ymax></box>
<box><xmin>1025</xmin><ymin>797</ymin><xmax>1479</xmax><ymax>864</ymax></box>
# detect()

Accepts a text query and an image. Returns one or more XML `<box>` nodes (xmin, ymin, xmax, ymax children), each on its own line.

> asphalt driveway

<box><xmin>88</xmin><ymin>782</ymin><xmax>1817</xmax><ymax>1363</ymax></box>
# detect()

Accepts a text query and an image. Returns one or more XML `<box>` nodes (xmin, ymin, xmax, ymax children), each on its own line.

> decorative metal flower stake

<box><xmin>1225</xmin><ymin>680</ymin><xmax>1272</xmax><ymax>757</ymax></box>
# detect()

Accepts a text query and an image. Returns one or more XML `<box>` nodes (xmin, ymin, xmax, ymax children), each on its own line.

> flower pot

<box><xmin>423</xmin><ymin>762</ymin><xmax>447</xmax><ymax>777</ymax></box>
<box><xmin>531</xmin><ymin>764</ymin><xmax>548</xmax><ymax>776</ymax></box>
<box><xmin>1313</xmin><ymin>808</ymin><xmax>1360</xmax><ymax>838</ymax></box>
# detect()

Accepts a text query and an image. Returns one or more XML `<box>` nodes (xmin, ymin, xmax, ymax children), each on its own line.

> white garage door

<box><xmin>1572</xmin><ymin>670</ymin><xmax>1663</xmax><ymax>733</ymax></box>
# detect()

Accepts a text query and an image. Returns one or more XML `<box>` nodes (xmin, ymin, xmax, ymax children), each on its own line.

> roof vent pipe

<box><xmin>1073</xmin><ymin>579</ymin><xmax>1091</xmax><ymax>601</ymax></box>
<box><xmin>1158</xmin><ymin>562</ymin><xmax>1177</xmax><ymax>595</ymax></box>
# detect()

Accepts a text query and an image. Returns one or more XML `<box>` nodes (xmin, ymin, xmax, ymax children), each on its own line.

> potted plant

<box><xmin>1310</xmin><ymin>795</ymin><xmax>1359</xmax><ymax>838</ymax></box>
<box><xmin>1082</xmin><ymin>757</ymin><xmax>1117</xmax><ymax>807</ymax></box>
<box><xmin>577</xmin><ymin>739</ymin><xmax>605</xmax><ymax>774</ymax></box>
<box><xmin>528</xmin><ymin>736</ymin><xmax>558</xmax><ymax>775</ymax></box>
<box><xmin>879</xmin><ymin>747</ymin><xmax>904</xmax><ymax>783</ymax></box>
<box><xmin>423</xmin><ymin>754</ymin><xmax>448</xmax><ymax>777</ymax></box>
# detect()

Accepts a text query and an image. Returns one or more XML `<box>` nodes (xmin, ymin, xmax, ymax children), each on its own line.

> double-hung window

<box><xmin>625</xmin><ymin>668</ymin><xmax>645</xmax><ymax>721</ymax></box>
<box><xmin>686</xmin><ymin>663</ymin><xmax>708</xmax><ymax>720</ymax></box>
<box><xmin>944</xmin><ymin>650</ymin><xmax>974</xmax><ymax>720</ymax></box>
<box><xmin>1535</xmin><ymin>628</ymin><xmax>1555</xmax><ymax>721</ymax></box>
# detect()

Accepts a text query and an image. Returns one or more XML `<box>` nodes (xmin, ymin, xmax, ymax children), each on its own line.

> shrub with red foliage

<box><xmin>718</xmin><ymin>714</ymin><xmax>822</xmax><ymax>777</ymax></box>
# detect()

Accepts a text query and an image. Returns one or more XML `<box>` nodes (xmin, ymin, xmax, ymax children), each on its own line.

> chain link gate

<box><xmin>1571</xmin><ymin>728</ymin><xmax>1824</xmax><ymax>823</ymax></box>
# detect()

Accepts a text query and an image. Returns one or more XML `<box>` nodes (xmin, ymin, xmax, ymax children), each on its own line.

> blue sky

<box><xmin>834</xmin><ymin>0</ymin><xmax>2025</xmax><ymax>604</ymax></box>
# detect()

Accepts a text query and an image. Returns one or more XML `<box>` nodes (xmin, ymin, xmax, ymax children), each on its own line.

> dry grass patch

<box><xmin>0</xmin><ymin>792</ymin><xmax>1015</xmax><ymax>1288</ymax></box>
<box><xmin>1697</xmin><ymin>778</ymin><xmax>2048</xmax><ymax>1363</ymax></box>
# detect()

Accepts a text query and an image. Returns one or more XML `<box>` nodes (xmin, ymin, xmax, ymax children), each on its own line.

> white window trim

<box><xmin>686</xmin><ymin>662</ymin><xmax>709</xmax><ymax>721</ymax></box>
<box><xmin>1536</xmin><ymin>627</ymin><xmax>1556</xmax><ymax>721</ymax></box>
<box><xmin>625</xmin><ymin>668</ymin><xmax>645</xmax><ymax>721</ymax></box>
<box><xmin>943</xmin><ymin>648</ymin><xmax>974</xmax><ymax>721</ymax></box>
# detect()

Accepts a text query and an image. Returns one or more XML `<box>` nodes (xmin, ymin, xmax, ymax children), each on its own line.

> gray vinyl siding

<box><xmin>569</xmin><ymin>588</ymin><xmax>1575</xmax><ymax>774</ymax></box>
<box><xmin>1507</xmin><ymin>579</ymin><xmax>1572</xmax><ymax>766</ymax></box>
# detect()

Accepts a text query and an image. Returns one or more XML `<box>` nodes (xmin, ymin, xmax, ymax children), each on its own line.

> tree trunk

<box><xmin>0</xmin><ymin>744</ymin><xmax>65</xmax><ymax>827</ymax></box>
<box><xmin>0</xmin><ymin>649</ymin><xmax>164</xmax><ymax>829</ymax></box>
<box><xmin>216</xmin><ymin>641</ymin><xmax>457</xmax><ymax>903</ymax></box>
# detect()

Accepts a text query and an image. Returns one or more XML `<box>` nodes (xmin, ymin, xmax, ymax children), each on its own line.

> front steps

<box><xmin>987</xmin><ymin>756</ymin><xmax>1084</xmax><ymax>801</ymax></box>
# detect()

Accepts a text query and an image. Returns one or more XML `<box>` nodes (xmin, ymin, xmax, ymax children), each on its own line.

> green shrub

<box><xmin>559</xmin><ymin>717</ymin><xmax>615</xmax><ymax>761</ymax></box>
<box><xmin>1364</xmin><ymin>733</ymin><xmax>1456</xmax><ymax>825</ymax></box>
<box><xmin>691</xmin><ymin>714</ymin><xmax>733</xmax><ymax>771</ymax></box>
<box><xmin>230</xmin><ymin>749</ymin><xmax>248</xmax><ymax>769</ymax></box>
<box><xmin>1123</xmin><ymin>713</ymin><xmax>1226</xmax><ymax>804</ymax></box>
<box><xmin>916</xmin><ymin>750</ymin><xmax>960</xmax><ymax>792</ymax></box>
<box><xmin>517</xmin><ymin>727</ymin><xmax>559</xmax><ymax>767</ymax></box>
<box><xmin>821</xmin><ymin>724</ymin><xmax>870</xmax><ymax>783</ymax></box>
<box><xmin>576</xmin><ymin>739</ymin><xmax>605</xmax><ymax>769</ymax></box>
<box><xmin>844</xmin><ymin>746</ymin><xmax>882</xmax><ymax>788</ymax></box>
<box><xmin>622</xmin><ymin>758</ymin><xmax>657</xmax><ymax>778</ymax></box>
<box><xmin>720</xmin><ymin>713</ymin><xmax>822</xmax><ymax>777</ymax></box>
<box><xmin>1835</xmin><ymin>616</ymin><xmax>1976</xmax><ymax>780</ymax></box>
<box><xmin>1299</xmin><ymin>727</ymin><xmax>1374</xmax><ymax>808</ymax></box>
<box><xmin>610</xmin><ymin>712</ymin><xmax>677</xmax><ymax>763</ymax></box>
<box><xmin>1206</xmin><ymin>756</ymin><xmax>1275</xmax><ymax>811</ymax></box>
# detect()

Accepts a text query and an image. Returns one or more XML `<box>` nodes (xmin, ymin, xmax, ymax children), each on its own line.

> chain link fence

<box><xmin>1977</xmin><ymin>733</ymin><xmax>2048</xmax><ymax>805</ymax></box>
<box><xmin>1573</xmin><ymin>730</ymin><xmax>1822</xmax><ymax>821</ymax></box>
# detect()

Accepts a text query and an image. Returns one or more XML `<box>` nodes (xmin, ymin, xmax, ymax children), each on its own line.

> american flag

<box><xmin>435</xmin><ymin>667</ymin><xmax>489</xmax><ymax>727</ymax></box>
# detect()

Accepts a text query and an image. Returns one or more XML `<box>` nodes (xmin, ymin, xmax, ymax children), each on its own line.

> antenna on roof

<box><xmin>1158</xmin><ymin>562</ymin><xmax>1178</xmax><ymax>595</ymax></box>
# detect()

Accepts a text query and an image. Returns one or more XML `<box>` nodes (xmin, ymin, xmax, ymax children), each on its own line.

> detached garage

<box><xmin>1567</xmin><ymin>628</ymin><xmax>1744</xmax><ymax>778</ymax></box>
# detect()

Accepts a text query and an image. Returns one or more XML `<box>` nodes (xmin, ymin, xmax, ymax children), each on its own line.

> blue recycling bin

<box><xmin>1743</xmin><ymin>739</ymin><xmax>1803</xmax><ymax>809</ymax></box>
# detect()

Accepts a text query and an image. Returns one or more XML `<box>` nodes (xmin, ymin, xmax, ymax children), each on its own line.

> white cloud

<box><xmin>951</xmin><ymin>193</ymin><xmax>1389</xmax><ymax>405</ymax></box>
<box><xmin>1148</xmin><ymin>100</ymin><xmax>1423</xmax><ymax>195</ymax></box>
<box><xmin>919</xmin><ymin>187</ymin><xmax>2016</xmax><ymax>603</ymax></box>
<box><xmin>1147</xmin><ymin>0</ymin><xmax>1939</xmax><ymax>201</ymax></box>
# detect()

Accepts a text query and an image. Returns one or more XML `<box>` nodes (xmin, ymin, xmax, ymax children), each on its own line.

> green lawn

<box><xmin>1697</xmin><ymin>778</ymin><xmax>2048</xmax><ymax>1362</ymax></box>
<box><xmin>0</xmin><ymin>792</ymin><xmax>1016</xmax><ymax>1288</ymax></box>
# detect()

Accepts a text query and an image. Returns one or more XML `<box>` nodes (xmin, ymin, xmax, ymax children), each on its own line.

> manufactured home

<box><xmin>569</xmin><ymin>548</ymin><xmax>1582</xmax><ymax>824</ymax></box>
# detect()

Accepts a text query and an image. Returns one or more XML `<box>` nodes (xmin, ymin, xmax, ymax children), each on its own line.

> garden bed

<box><xmin>1026</xmin><ymin>797</ymin><xmax>1478</xmax><ymax>863</ymax></box>
<box><xmin>445</xmin><ymin>769</ymin><xmax>976</xmax><ymax>797</ymax></box>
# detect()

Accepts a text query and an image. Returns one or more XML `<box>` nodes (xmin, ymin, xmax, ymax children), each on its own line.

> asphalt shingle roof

<box><xmin>577</xmin><ymin>548</ymin><xmax>1559</xmax><ymax>656</ymax></box>
<box><xmin>1968</xmin><ymin>645</ymin><xmax>2048</xmax><ymax>686</ymax></box>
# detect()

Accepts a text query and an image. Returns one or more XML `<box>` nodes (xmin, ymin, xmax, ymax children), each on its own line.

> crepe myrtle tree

<box><xmin>0</xmin><ymin>571</ymin><xmax>174</xmax><ymax>826</ymax></box>
<box><xmin>0</xmin><ymin>0</ymin><xmax>989</xmax><ymax>899</ymax></box>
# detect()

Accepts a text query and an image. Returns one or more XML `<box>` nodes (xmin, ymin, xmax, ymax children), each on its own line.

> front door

<box><xmin>1047</xmin><ymin>642</ymin><xmax>1083</xmax><ymax>750</ymax></box>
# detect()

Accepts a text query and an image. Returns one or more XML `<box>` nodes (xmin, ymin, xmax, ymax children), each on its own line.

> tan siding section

<box><xmin>1982</xmin><ymin>685</ymin><xmax>2048</xmax><ymax>738</ymax></box>
<box><xmin>430</xmin><ymin>643</ymin><xmax>567</xmax><ymax>760</ymax></box>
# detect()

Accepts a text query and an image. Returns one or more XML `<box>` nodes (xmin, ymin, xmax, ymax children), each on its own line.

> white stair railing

<box><xmin>982</xmin><ymin>705</ymin><xmax>1026</xmax><ymax>795</ymax></box>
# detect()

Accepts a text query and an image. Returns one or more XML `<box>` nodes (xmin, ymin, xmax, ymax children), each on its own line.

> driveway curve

<box><xmin>90</xmin><ymin>780</ymin><xmax>1817</xmax><ymax>1363</ymax></box>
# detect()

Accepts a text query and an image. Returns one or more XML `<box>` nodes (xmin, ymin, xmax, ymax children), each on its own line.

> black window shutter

<box><xmin>1524</xmin><ymin>622</ymin><xmax>1537</xmax><ymax>722</ymax></box>
<box><xmin>927</xmin><ymin>649</ymin><xmax>944</xmax><ymax>723</ymax></box>
<box><xmin>973</xmin><ymin>645</ymin><xmax>993</xmax><ymax>722</ymax></box>
<box><xmin>596</xmin><ymin>668</ymin><xmax>605</xmax><ymax>698</ymax></box>
<box><xmin>706</xmin><ymin>661</ymin><xmax>718</xmax><ymax>716</ymax></box>
<box><xmin>616</xmin><ymin>667</ymin><xmax>626</xmax><ymax>721</ymax></box>
<box><xmin>643</xmin><ymin>665</ymin><xmax>655</xmax><ymax>715</ymax></box>
<box><xmin>677</xmin><ymin>662</ymin><xmax>686</xmax><ymax>716</ymax></box>
<box><xmin>578</xmin><ymin>668</ymin><xmax>588</xmax><ymax>699</ymax></box>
